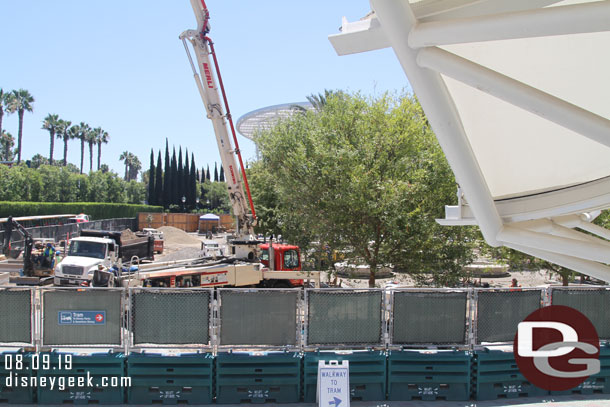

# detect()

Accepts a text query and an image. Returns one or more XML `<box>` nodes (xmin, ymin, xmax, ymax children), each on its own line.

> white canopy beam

<box><xmin>417</xmin><ymin>47</ymin><xmax>610</xmax><ymax>149</ymax></box>
<box><xmin>498</xmin><ymin>226</ymin><xmax>610</xmax><ymax>264</ymax></box>
<box><xmin>369</xmin><ymin>0</ymin><xmax>503</xmax><ymax>246</ymax></box>
<box><xmin>506</xmin><ymin>243</ymin><xmax>610</xmax><ymax>283</ymax></box>
<box><xmin>409</xmin><ymin>1</ymin><xmax>610</xmax><ymax>48</ymax></box>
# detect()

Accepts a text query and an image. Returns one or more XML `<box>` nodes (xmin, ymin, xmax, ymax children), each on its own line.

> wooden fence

<box><xmin>138</xmin><ymin>213</ymin><xmax>235</xmax><ymax>233</ymax></box>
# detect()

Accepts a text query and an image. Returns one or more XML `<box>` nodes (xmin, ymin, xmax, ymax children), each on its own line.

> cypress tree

<box><xmin>163</xmin><ymin>139</ymin><xmax>171</xmax><ymax>208</ymax></box>
<box><xmin>219</xmin><ymin>164</ymin><xmax>225</xmax><ymax>182</ymax></box>
<box><xmin>206</xmin><ymin>164</ymin><xmax>211</xmax><ymax>181</ymax></box>
<box><xmin>155</xmin><ymin>150</ymin><xmax>163</xmax><ymax>208</ymax></box>
<box><xmin>171</xmin><ymin>147</ymin><xmax>178</xmax><ymax>206</ymax></box>
<box><xmin>184</xmin><ymin>150</ymin><xmax>191</xmax><ymax>209</ymax></box>
<box><xmin>148</xmin><ymin>149</ymin><xmax>155</xmax><ymax>205</ymax></box>
<box><xmin>214</xmin><ymin>162</ymin><xmax>219</xmax><ymax>182</ymax></box>
<box><xmin>178</xmin><ymin>147</ymin><xmax>184</xmax><ymax>206</ymax></box>
<box><xmin>189</xmin><ymin>153</ymin><xmax>197</xmax><ymax>209</ymax></box>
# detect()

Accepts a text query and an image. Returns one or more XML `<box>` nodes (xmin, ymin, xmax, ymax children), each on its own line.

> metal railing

<box><xmin>1</xmin><ymin>285</ymin><xmax>608</xmax><ymax>352</ymax></box>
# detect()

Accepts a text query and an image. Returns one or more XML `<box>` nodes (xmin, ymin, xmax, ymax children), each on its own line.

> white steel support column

<box><xmin>370</xmin><ymin>0</ymin><xmax>503</xmax><ymax>246</ymax></box>
<box><xmin>498</xmin><ymin>226</ymin><xmax>610</xmax><ymax>264</ymax></box>
<box><xmin>416</xmin><ymin>47</ymin><xmax>610</xmax><ymax>148</ymax></box>
<box><xmin>506</xmin><ymin>243</ymin><xmax>610</xmax><ymax>283</ymax></box>
<box><xmin>409</xmin><ymin>1</ymin><xmax>610</xmax><ymax>47</ymax></box>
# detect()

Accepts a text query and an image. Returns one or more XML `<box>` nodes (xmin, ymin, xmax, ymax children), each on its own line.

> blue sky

<box><xmin>1</xmin><ymin>1</ymin><xmax>410</xmax><ymax>177</ymax></box>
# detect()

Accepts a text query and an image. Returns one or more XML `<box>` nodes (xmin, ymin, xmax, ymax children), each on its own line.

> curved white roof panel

<box><xmin>330</xmin><ymin>0</ymin><xmax>610</xmax><ymax>281</ymax></box>
<box><xmin>236</xmin><ymin>102</ymin><xmax>313</xmax><ymax>140</ymax></box>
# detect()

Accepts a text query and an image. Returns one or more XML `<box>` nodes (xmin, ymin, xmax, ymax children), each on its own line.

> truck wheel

<box><xmin>272</xmin><ymin>280</ymin><xmax>292</xmax><ymax>288</ymax></box>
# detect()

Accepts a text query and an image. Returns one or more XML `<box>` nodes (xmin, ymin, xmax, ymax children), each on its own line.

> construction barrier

<box><xmin>387</xmin><ymin>350</ymin><xmax>471</xmax><ymax>401</ymax></box>
<box><xmin>218</xmin><ymin>289</ymin><xmax>300</xmax><ymax>347</ymax></box>
<box><xmin>390</xmin><ymin>289</ymin><xmax>469</xmax><ymax>345</ymax></box>
<box><xmin>475</xmin><ymin>289</ymin><xmax>542</xmax><ymax>343</ymax></box>
<box><xmin>549</xmin><ymin>343</ymin><xmax>610</xmax><ymax>396</ymax></box>
<box><xmin>41</xmin><ymin>288</ymin><xmax>123</xmax><ymax>347</ymax></box>
<box><xmin>127</xmin><ymin>352</ymin><xmax>213</xmax><ymax>405</ymax></box>
<box><xmin>0</xmin><ymin>288</ymin><xmax>33</xmax><ymax>345</ymax></box>
<box><xmin>306</xmin><ymin>289</ymin><xmax>384</xmax><ymax>347</ymax></box>
<box><xmin>36</xmin><ymin>352</ymin><xmax>126</xmax><ymax>405</ymax></box>
<box><xmin>130</xmin><ymin>288</ymin><xmax>211</xmax><ymax>347</ymax></box>
<box><xmin>472</xmin><ymin>349</ymin><xmax>548</xmax><ymax>400</ymax></box>
<box><xmin>0</xmin><ymin>351</ymin><xmax>35</xmax><ymax>404</ymax></box>
<box><xmin>215</xmin><ymin>352</ymin><xmax>301</xmax><ymax>404</ymax></box>
<box><xmin>304</xmin><ymin>350</ymin><xmax>386</xmax><ymax>402</ymax></box>
<box><xmin>551</xmin><ymin>287</ymin><xmax>610</xmax><ymax>340</ymax></box>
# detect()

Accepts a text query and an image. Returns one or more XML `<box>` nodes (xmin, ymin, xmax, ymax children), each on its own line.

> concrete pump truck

<box><xmin>95</xmin><ymin>0</ymin><xmax>318</xmax><ymax>289</ymax></box>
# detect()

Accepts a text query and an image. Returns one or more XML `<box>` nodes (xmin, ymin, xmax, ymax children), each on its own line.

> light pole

<box><xmin>196</xmin><ymin>197</ymin><xmax>200</xmax><ymax>211</ymax></box>
<box><xmin>181</xmin><ymin>196</ymin><xmax>186</xmax><ymax>212</ymax></box>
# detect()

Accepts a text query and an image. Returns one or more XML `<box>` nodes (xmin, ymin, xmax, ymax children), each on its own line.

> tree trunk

<box><xmin>80</xmin><ymin>139</ymin><xmax>84</xmax><ymax>174</ymax></box>
<box><xmin>562</xmin><ymin>274</ymin><xmax>569</xmax><ymax>286</ymax></box>
<box><xmin>88</xmin><ymin>142</ymin><xmax>93</xmax><ymax>173</ymax></box>
<box><xmin>368</xmin><ymin>263</ymin><xmax>377</xmax><ymax>288</ymax></box>
<box><xmin>17</xmin><ymin>111</ymin><xmax>24</xmax><ymax>163</ymax></box>
<box><xmin>97</xmin><ymin>142</ymin><xmax>101</xmax><ymax>170</ymax></box>
<box><xmin>0</xmin><ymin>108</ymin><xmax>4</xmax><ymax>136</ymax></box>
<box><xmin>63</xmin><ymin>137</ymin><xmax>68</xmax><ymax>166</ymax></box>
<box><xmin>124</xmin><ymin>164</ymin><xmax>129</xmax><ymax>181</ymax></box>
<box><xmin>49</xmin><ymin>131</ymin><xmax>55</xmax><ymax>165</ymax></box>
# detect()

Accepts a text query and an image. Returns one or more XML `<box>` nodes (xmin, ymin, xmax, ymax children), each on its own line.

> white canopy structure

<box><xmin>329</xmin><ymin>0</ymin><xmax>610</xmax><ymax>281</ymax></box>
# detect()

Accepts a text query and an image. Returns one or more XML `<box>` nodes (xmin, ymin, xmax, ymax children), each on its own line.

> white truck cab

<box><xmin>54</xmin><ymin>236</ymin><xmax>118</xmax><ymax>285</ymax></box>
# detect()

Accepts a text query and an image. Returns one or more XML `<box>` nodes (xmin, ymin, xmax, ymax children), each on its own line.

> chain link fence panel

<box><xmin>551</xmin><ymin>287</ymin><xmax>610</xmax><ymax>340</ymax></box>
<box><xmin>218</xmin><ymin>289</ymin><xmax>299</xmax><ymax>346</ymax></box>
<box><xmin>306</xmin><ymin>289</ymin><xmax>383</xmax><ymax>346</ymax></box>
<box><xmin>0</xmin><ymin>288</ymin><xmax>33</xmax><ymax>344</ymax></box>
<box><xmin>42</xmin><ymin>288</ymin><xmax>123</xmax><ymax>346</ymax></box>
<box><xmin>476</xmin><ymin>289</ymin><xmax>542</xmax><ymax>343</ymax></box>
<box><xmin>391</xmin><ymin>290</ymin><xmax>468</xmax><ymax>345</ymax></box>
<box><xmin>131</xmin><ymin>288</ymin><xmax>211</xmax><ymax>346</ymax></box>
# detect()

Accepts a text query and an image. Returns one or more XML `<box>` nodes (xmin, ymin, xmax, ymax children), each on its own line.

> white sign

<box><xmin>317</xmin><ymin>360</ymin><xmax>350</xmax><ymax>407</ymax></box>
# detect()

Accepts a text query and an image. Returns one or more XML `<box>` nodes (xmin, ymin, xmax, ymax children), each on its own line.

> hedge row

<box><xmin>0</xmin><ymin>202</ymin><xmax>163</xmax><ymax>220</ymax></box>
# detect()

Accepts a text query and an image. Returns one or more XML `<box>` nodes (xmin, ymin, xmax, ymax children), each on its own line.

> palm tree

<box><xmin>42</xmin><ymin>114</ymin><xmax>60</xmax><ymax>165</ymax></box>
<box><xmin>120</xmin><ymin>151</ymin><xmax>131</xmax><ymax>180</ymax></box>
<box><xmin>0</xmin><ymin>130</ymin><xmax>15</xmax><ymax>161</ymax></box>
<box><xmin>86</xmin><ymin>127</ymin><xmax>98</xmax><ymax>173</ymax></box>
<box><xmin>0</xmin><ymin>89</ymin><xmax>6</xmax><ymax>137</ymax></box>
<box><xmin>57</xmin><ymin>120</ymin><xmax>73</xmax><ymax>166</ymax></box>
<box><xmin>129</xmin><ymin>153</ymin><xmax>142</xmax><ymax>181</ymax></box>
<box><xmin>76</xmin><ymin>122</ymin><xmax>90</xmax><ymax>174</ymax></box>
<box><xmin>96</xmin><ymin>129</ymin><xmax>109</xmax><ymax>170</ymax></box>
<box><xmin>5</xmin><ymin>89</ymin><xmax>34</xmax><ymax>164</ymax></box>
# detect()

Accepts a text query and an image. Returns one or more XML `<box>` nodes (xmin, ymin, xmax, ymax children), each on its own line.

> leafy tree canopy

<box><xmin>250</xmin><ymin>91</ymin><xmax>477</xmax><ymax>287</ymax></box>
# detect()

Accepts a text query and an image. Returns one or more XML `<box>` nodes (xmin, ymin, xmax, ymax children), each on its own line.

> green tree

<box><xmin>148</xmin><ymin>149</ymin><xmax>155</xmax><ymax>205</ymax></box>
<box><xmin>75</xmin><ymin>122</ymin><xmax>91</xmax><ymax>174</ymax></box>
<box><xmin>214</xmin><ymin>162</ymin><xmax>218</xmax><ymax>182</ymax></box>
<box><xmin>128</xmin><ymin>153</ymin><xmax>141</xmax><ymax>182</ymax></box>
<box><xmin>189</xmin><ymin>153</ymin><xmax>197</xmax><ymax>210</ymax></box>
<box><xmin>85</xmin><ymin>127</ymin><xmax>98</xmax><ymax>173</ymax></box>
<box><xmin>119</xmin><ymin>151</ymin><xmax>131</xmax><ymax>180</ymax></box>
<box><xmin>219</xmin><ymin>164</ymin><xmax>225</xmax><ymax>182</ymax></box>
<box><xmin>178</xmin><ymin>147</ymin><xmax>184</xmax><ymax>203</ymax></box>
<box><xmin>0</xmin><ymin>130</ymin><xmax>15</xmax><ymax>161</ymax></box>
<box><xmin>28</xmin><ymin>154</ymin><xmax>49</xmax><ymax>169</ymax></box>
<box><xmin>5</xmin><ymin>89</ymin><xmax>35</xmax><ymax>164</ymax></box>
<box><xmin>252</xmin><ymin>91</ymin><xmax>475</xmax><ymax>287</ymax></box>
<box><xmin>163</xmin><ymin>140</ymin><xmax>171</xmax><ymax>208</ymax></box>
<box><xmin>126</xmin><ymin>180</ymin><xmax>146</xmax><ymax>204</ymax></box>
<box><xmin>0</xmin><ymin>89</ymin><xmax>6</xmax><ymax>137</ymax></box>
<box><xmin>42</xmin><ymin>114</ymin><xmax>60</xmax><ymax>164</ymax></box>
<box><xmin>206</xmin><ymin>164</ymin><xmax>210</xmax><ymax>181</ymax></box>
<box><xmin>155</xmin><ymin>151</ymin><xmax>163</xmax><ymax>207</ymax></box>
<box><xmin>170</xmin><ymin>148</ymin><xmax>177</xmax><ymax>205</ymax></box>
<box><xmin>201</xmin><ymin>179</ymin><xmax>231</xmax><ymax>213</ymax></box>
<box><xmin>57</xmin><ymin>119</ymin><xmax>73</xmax><ymax>166</ymax></box>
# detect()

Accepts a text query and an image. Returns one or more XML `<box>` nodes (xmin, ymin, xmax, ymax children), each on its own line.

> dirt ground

<box><xmin>156</xmin><ymin>229</ymin><xmax>564</xmax><ymax>289</ymax></box>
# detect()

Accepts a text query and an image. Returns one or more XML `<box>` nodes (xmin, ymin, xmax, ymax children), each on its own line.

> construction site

<box><xmin>2</xmin><ymin>0</ymin><xmax>610</xmax><ymax>406</ymax></box>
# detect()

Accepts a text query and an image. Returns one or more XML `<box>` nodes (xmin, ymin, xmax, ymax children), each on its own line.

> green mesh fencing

<box><xmin>42</xmin><ymin>289</ymin><xmax>122</xmax><ymax>346</ymax></box>
<box><xmin>0</xmin><ymin>289</ymin><xmax>32</xmax><ymax>344</ymax></box>
<box><xmin>131</xmin><ymin>289</ymin><xmax>210</xmax><ymax>345</ymax></box>
<box><xmin>476</xmin><ymin>290</ymin><xmax>542</xmax><ymax>343</ymax></box>
<box><xmin>392</xmin><ymin>291</ymin><xmax>468</xmax><ymax>345</ymax></box>
<box><xmin>307</xmin><ymin>290</ymin><xmax>383</xmax><ymax>346</ymax></box>
<box><xmin>219</xmin><ymin>290</ymin><xmax>298</xmax><ymax>346</ymax></box>
<box><xmin>552</xmin><ymin>288</ymin><xmax>610</xmax><ymax>340</ymax></box>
